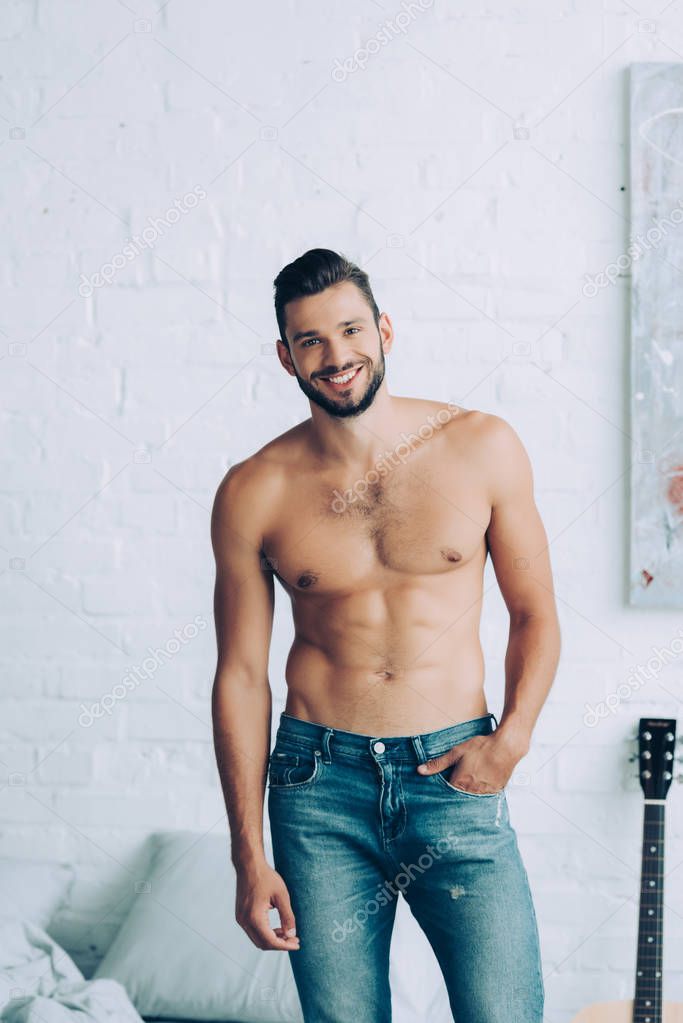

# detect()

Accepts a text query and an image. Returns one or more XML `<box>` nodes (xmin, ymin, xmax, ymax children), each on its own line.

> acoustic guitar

<box><xmin>571</xmin><ymin>718</ymin><xmax>682</xmax><ymax>1022</ymax></box>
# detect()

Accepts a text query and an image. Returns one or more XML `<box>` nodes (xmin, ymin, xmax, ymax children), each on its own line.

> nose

<box><xmin>318</xmin><ymin>341</ymin><xmax>359</xmax><ymax>376</ymax></box>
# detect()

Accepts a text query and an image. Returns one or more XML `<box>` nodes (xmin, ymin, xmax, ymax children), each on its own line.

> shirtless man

<box><xmin>211</xmin><ymin>248</ymin><xmax>561</xmax><ymax>1022</ymax></box>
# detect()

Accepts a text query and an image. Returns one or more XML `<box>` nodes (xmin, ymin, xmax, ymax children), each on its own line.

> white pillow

<box><xmin>0</xmin><ymin>860</ymin><xmax>74</xmax><ymax>928</ymax></box>
<box><xmin>93</xmin><ymin>830</ymin><xmax>303</xmax><ymax>1023</ymax></box>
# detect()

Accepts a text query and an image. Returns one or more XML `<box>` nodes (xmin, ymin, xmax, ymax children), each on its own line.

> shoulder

<box><xmin>410</xmin><ymin>401</ymin><xmax>519</xmax><ymax>452</ymax></box>
<box><xmin>399</xmin><ymin>398</ymin><xmax>521</xmax><ymax>463</ymax></box>
<box><xmin>210</xmin><ymin>458</ymin><xmax>263</xmax><ymax>556</ymax></box>
<box><xmin>399</xmin><ymin>396</ymin><xmax>473</xmax><ymax>440</ymax></box>
<box><xmin>213</xmin><ymin>422</ymin><xmax>307</xmax><ymax>498</ymax></box>
<box><xmin>210</xmin><ymin>425</ymin><xmax>306</xmax><ymax>542</ymax></box>
<box><xmin>464</xmin><ymin>410</ymin><xmax>527</xmax><ymax>453</ymax></box>
<box><xmin>464</xmin><ymin>412</ymin><xmax>533</xmax><ymax>502</ymax></box>
<box><xmin>434</xmin><ymin>408</ymin><xmax>533</xmax><ymax>502</ymax></box>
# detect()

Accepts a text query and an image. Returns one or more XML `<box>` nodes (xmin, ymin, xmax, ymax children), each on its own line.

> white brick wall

<box><xmin>2</xmin><ymin>1</ymin><xmax>683</xmax><ymax>1018</ymax></box>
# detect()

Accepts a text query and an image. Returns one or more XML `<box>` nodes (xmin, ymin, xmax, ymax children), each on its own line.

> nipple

<box><xmin>440</xmin><ymin>547</ymin><xmax>462</xmax><ymax>563</ymax></box>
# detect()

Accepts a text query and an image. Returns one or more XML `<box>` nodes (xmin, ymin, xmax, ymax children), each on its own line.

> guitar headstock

<box><xmin>634</xmin><ymin>717</ymin><xmax>677</xmax><ymax>799</ymax></box>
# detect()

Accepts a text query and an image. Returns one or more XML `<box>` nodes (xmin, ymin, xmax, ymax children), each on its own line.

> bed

<box><xmin>0</xmin><ymin>830</ymin><xmax>453</xmax><ymax>1021</ymax></box>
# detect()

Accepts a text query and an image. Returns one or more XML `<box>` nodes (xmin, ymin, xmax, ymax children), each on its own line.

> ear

<box><xmin>378</xmin><ymin>311</ymin><xmax>394</xmax><ymax>357</ymax></box>
<box><xmin>276</xmin><ymin>338</ymin><xmax>297</xmax><ymax>376</ymax></box>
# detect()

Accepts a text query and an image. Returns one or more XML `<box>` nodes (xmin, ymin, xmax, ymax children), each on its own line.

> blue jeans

<box><xmin>267</xmin><ymin>711</ymin><xmax>544</xmax><ymax>1022</ymax></box>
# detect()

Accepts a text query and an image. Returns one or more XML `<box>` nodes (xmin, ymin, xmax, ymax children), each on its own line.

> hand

<box><xmin>416</xmin><ymin>731</ymin><xmax>524</xmax><ymax>794</ymax></box>
<box><xmin>235</xmin><ymin>862</ymin><xmax>301</xmax><ymax>951</ymax></box>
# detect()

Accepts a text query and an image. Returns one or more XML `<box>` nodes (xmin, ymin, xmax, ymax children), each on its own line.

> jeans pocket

<box><xmin>268</xmin><ymin>746</ymin><xmax>320</xmax><ymax>789</ymax></box>
<box><xmin>434</xmin><ymin>768</ymin><xmax>504</xmax><ymax>798</ymax></box>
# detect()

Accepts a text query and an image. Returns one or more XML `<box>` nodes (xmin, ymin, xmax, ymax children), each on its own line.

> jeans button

<box><xmin>373</xmin><ymin>740</ymin><xmax>386</xmax><ymax>753</ymax></box>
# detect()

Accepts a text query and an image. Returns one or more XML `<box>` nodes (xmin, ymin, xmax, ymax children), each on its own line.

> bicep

<box><xmin>211</xmin><ymin>469</ymin><xmax>275</xmax><ymax>685</ymax></box>
<box><xmin>483</xmin><ymin>418</ymin><xmax>556</xmax><ymax>621</ymax></box>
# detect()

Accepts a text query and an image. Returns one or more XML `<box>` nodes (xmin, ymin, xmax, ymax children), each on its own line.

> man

<box><xmin>211</xmin><ymin>248</ymin><xmax>561</xmax><ymax>1022</ymax></box>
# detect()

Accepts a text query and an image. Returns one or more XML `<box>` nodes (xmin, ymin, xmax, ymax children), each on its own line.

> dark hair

<box><xmin>273</xmin><ymin>248</ymin><xmax>380</xmax><ymax>347</ymax></box>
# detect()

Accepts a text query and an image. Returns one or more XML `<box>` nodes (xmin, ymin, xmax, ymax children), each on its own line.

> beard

<box><xmin>292</xmin><ymin>341</ymin><xmax>386</xmax><ymax>420</ymax></box>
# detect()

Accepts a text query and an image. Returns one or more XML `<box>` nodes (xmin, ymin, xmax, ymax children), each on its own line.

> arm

<box><xmin>417</xmin><ymin>414</ymin><xmax>561</xmax><ymax>793</ymax></box>
<box><xmin>483</xmin><ymin>414</ymin><xmax>561</xmax><ymax>756</ymax></box>
<box><xmin>210</xmin><ymin>461</ymin><xmax>299</xmax><ymax>952</ymax></box>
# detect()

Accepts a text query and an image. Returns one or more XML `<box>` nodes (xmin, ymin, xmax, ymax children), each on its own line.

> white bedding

<box><xmin>0</xmin><ymin>919</ymin><xmax>143</xmax><ymax>1022</ymax></box>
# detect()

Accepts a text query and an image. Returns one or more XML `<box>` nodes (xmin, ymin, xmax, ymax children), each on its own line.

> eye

<box><xmin>301</xmin><ymin>327</ymin><xmax>359</xmax><ymax>347</ymax></box>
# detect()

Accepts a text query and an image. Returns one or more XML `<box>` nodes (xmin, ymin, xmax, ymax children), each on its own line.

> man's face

<box><xmin>278</xmin><ymin>281</ymin><xmax>389</xmax><ymax>419</ymax></box>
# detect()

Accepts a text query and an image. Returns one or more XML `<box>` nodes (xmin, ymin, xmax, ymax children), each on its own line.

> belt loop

<box><xmin>410</xmin><ymin>734</ymin><xmax>426</xmax><ymax>763</ymax></box>
<box><xmin>321</xmin><ymin>727</ymin><xmax>334</xmax><ymax>764</ymax></box>
<box><xmin>489</xmin><ymin>712</ymin><xmax>499</xmax><ymax>730</ymax></box>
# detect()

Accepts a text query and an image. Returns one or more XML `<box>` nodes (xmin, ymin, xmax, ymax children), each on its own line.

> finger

<box><xmin>271</xmin><ymin>888</ymin><xmax>298</xmax><ymax>940</ymax></box>
<box><xmin>417</xmin><ymin>737</ymin><xmax>477</xmax><ymax>774</ymax></box>
<box><xmin>417</xmin><ymin>751</ymin><xmax>456</xmax><ymax>774</ymax></box>
<box><xmin>449</xmin><ymin>769</ymin><xmax>500</xmax><ymax>793</ymax></box>
<box><xmin>245</xmin><ymin>915</ymin><xmax>300</xmax><ymax>951</ymax></box>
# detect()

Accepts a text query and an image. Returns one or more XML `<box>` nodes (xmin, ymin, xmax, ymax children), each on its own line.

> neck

<box><xmin>308</xmin><ymin>387</ymin><xmax>402</xmax><ymax>466</ymax></box>
<box><xmin>633</xmin><ymin>799</ymin><xmax>666</xmax><ymax>1022</ymax></box>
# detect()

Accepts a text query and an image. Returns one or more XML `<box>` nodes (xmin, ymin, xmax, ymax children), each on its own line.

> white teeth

<box><xmin>326</xmin><ymin>367</ymin><xmax>358</xmax><ymax>384</ymax></box>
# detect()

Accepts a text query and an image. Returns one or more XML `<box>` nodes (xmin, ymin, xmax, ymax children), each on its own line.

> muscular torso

<box><xmin>259</xmin><ymin>400</ymin><xmax>493</xmax><ymax>736</ymax></box>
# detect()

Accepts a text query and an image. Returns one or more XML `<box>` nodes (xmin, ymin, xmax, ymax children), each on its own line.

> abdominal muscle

<box><xmin>282</xmin><ymin>584</ymin><xmax>490</xmax><ymax>737</ymax></box>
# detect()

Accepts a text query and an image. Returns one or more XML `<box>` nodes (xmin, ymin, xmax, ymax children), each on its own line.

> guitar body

<box><xmin>571</xmin><ymin>1001</ymin><xmax>683</xmax><ymax>1021</ymax></box>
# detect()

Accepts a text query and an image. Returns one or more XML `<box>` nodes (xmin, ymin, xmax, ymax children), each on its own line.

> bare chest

<box><xmin>263</xmin><ymin>458</ymin><xmax>490</xmax><ymax>595</ymax></box>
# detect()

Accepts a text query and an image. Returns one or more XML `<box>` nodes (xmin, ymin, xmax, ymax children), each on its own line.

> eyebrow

<box><xmin>291</xmin><ymin>318</ymin><xmax>364</xmax><ymax>344</ymax></box>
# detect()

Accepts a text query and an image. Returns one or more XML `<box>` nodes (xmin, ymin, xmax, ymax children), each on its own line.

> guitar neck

<box><xmin>633</xmin><ymin>801</ymin><xmax>666</xmax><ymax>1022</ymax></box>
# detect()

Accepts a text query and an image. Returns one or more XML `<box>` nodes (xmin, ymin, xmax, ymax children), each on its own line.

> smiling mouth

<box><xmin>318</xmin><ymin>364</ymin><xmax>363</xmax><ymax>391</ymax></box>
